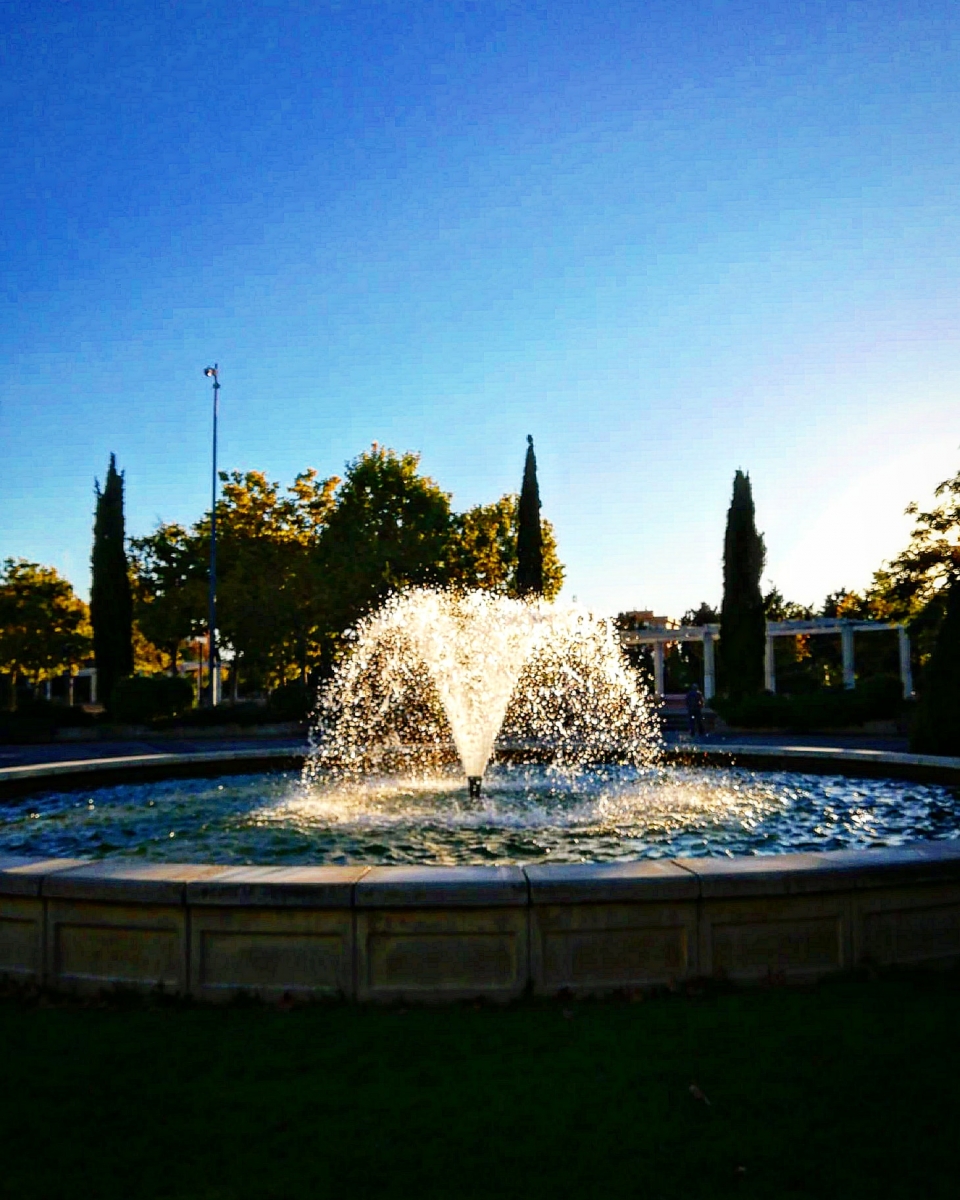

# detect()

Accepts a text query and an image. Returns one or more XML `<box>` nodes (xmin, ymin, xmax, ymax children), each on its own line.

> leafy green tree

<box><xmin>516</xmin><ymin>435</ymin><xmax>543</xmax><ymax>597</ymax></box>
<box><xmin>90</xmin><ymin>454</ymin><xmax>134</xmax><ymax>707</ymax></box>
<box><xmin>911</xmin><ymin>577</ymin><xmax>960</xmax><ymax>754</ymax></box>
<box><xmin>862</xmin><ymin>465</ymin><xmax>960</xmax><ymax>672</ymax></box>
<box><xmin>128</xmin><ymin>444</ymin><xmax>569</xmax><ymax>691</ymax></box>
<box><xmin>209</xmin><ymin>469</ymin><xmax>336</xmax><ymax>689</ymax></box>
<box><xmin>0</xmin><ymin>559</ymin><xmax>91</xmax><ymax>706</ymax></box>
<box><xmin>317</xmin><ymin>446</ymin><xmax>452</xmax><ymax>637</ymax></box>
<box><xmin>681</xmin><ymin>602</ymin><xmax>720</xmax><ymax>625</ymax></box>
<box><xmin>129</xmin><ymin>523</ymin><xmax>206</xmax><ymax>669</ymax></box>
<box><xmin>763</xmin><ymin>587</ymin><xmax>812</xmax><ymax>621</ymax></box>
<box><xmin>884</xmin><ymin>467</ymin><xmax>960</xmax><ymax>609</ymax></box>
<box><xmin>719</xmin><ymin>470</ymin><xmax>766</xmax><ymax>699</ymax></box>
<box><xmin>819</xmin><ymin>465</ymin><xmax>960</xmax><ymax>679</ymax></box>
<box><xmin>447</xmin><ymin>494</ymin><xmax>564</xmax><ymax>600</ymax></box>
<box><xmin>131</xmin><ymin>469</ymin><xmax>338</xmax><ymax>692</ymax></box>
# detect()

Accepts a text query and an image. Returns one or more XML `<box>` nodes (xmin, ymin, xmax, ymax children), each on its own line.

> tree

<box><xmin>763</xmin><ymin>587</ymin><xmax>812</xmax><ymax>621</ymax></box>
<box><xmin>681</xmin><ymin>602</ymin><xmax>720</xmax><ymax>625</ymax></box>
<box><xmin>911</xmin><ymin>577</ymin><xmax>960</xmax><ymax>755</ymax></box>
<box><xmin>130</xmin><ymin>469</ymin><xmax>338</xmax><ymax>692</ymax></box>
<box><xmin>883</xmin><ymin>467</ymin><xmax>960</xmax><ymax>609</ymax></box>
<box><xmin>0</xmin><ymin>559</ymin><xmax>91</xmax><ymax>706</ymax></box>
<box><xmin>209</xmin><ymin>469</ymin><xmax>336</xmax><ymax>688</ymax></box>
<box><xmin>447</xmin><ymin>494</ymin><xmax>564</xmax><ymax>600</ymax></box>
<box><xmin>810</xmin><ymin>465</ymin><xmax>960</xmax><ymax>680</ymax></box>
<box><xmin>127</xmin><ymin>444</ymin><xmax>568</xmax><ymax>691</ymax></box>
<box><xmin>90</xmin><ymin>454</ymin><xmax>133</xmax><ymax>707</ymax></box>
<box><xmin>516</xmin><ymin>435</ymin><xmax>543</xmax><ymax>597</ymax></box>
<box><xmin>719</xmin><ymin>470</ymin><xmax>766</xmax><ymax>699</ymax></box>
<box><xmin>857</xmin><ymin>465</ymin><xmax>960</xmax><ymax>671</ymax></box>
<box><xmin>129</xmin><ymin>522</ymin><xmax>206</xmax><ymax>669</ymax></box>
<box><xmin>317</xmin><ymin>446</ymin><xmax>452</xmax><ymax>637</ymax></box>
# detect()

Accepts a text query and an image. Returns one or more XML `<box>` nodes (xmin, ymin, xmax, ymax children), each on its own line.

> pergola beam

<box><xmin>619</xmin><ymin>619</ymin><xmax>915</xmax><ymax>700</ymax></box>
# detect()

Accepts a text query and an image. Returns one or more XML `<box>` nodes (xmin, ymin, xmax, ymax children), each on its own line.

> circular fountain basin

<box><xmin>2</xmin><ymin>761</ymin><xmax>959</xmax><ymax>866</ymax></box>
<box><xmin>3</xmin><ymin>748</ymin><xmax>960</xmax><ymax>1003</ymax></box>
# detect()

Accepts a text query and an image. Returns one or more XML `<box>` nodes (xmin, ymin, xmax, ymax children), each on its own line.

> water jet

<box><xmin>310</xmin><ymin>587</ymin><xmax>658</xmax><ymax>788</ymax></box>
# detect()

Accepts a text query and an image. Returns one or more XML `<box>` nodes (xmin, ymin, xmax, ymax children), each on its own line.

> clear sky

<box><xmin>2</xmin><ymin>0</ymin><xmax>959</xmax><ymax>618</ymax></box>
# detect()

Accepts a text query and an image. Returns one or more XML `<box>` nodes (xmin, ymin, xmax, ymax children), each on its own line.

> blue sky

<box><xmin>2</xmin><ymin>0</ymin><xmax>959</xmax><ymax>616</ymax></box>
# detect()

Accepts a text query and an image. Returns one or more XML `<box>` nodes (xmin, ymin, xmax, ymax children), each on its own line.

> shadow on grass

<box><xmin>1</xmin><ymin>967</ymin><xmax>958</xmax><ymax>1199</ymax></box>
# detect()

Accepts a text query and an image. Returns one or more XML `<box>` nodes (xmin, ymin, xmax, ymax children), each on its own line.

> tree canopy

<box><xmin>0</xmin><ymin>559</ymin><xmax>91</xmax><ymax>705</ymax></box>
<box><xmin>125</xmin><ymin>444</ymin><xmax>567</xmax><ymax>694</ymax></box>
<box><xmin>316</xmin><ymin>446</ymin><xmax>451</xmax><ymax>638</ymax></box>
<box><xmin>719</xmin><ymin>470</ymin><xmax>766</xmax><ymax>699</ymax></box>
<box><xmin>911</xmin><ymin>576</ymin><xmax>960</xmax><ymax>754</ymax></box>
<box><xmin>516</xmin><ymin>435</ymin><xmax>544</xmax><ymax>597</ymax></box>
<box><xmin>447</xmin><ymin>494</ymin><xmax>564</xmax><ymax>600</ymax></box>
<box><xmin>131</xmin><ymin>469</ymin><xmax>339</xmax><ymax>689</ymax></box>
<box><xmin>90</xmin><ymin>454</ymin><xmax>133</xmax><ymax>706</ymax></box>
<box><xmin>128</xmin><ymin>522</ymin><xmax>206</xmax><ymax>668</ymax></box>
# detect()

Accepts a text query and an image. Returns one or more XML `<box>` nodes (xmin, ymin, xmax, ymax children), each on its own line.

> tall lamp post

<box><xmin>203</xmin><ymin>365</ymin><xmax>220</xmax><ymax>706</ymax></box>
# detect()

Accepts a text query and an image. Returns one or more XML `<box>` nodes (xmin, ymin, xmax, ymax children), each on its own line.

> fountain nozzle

<box><xmin>467</xmin><ymin>776</ymin><xmax>483</xmax><ymax>799</ymax></box>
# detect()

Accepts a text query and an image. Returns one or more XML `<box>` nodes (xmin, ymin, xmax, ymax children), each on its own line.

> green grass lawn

<box><xmin>1</xmin><ymin>974</ymin><xmax>957</xmax><ymax>1199</ymax></box>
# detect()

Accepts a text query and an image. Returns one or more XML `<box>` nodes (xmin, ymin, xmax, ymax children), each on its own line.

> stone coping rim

<box><xmin>3</xmin><ymin>840</ymin><xmax>960</xmax><ymax>903</ymax></box>
<box><xmin>0</xmin><ymin>745</ymin><xmax>299</xmax><ymax>783</ymax></box>
<box><xmin>355</xmin><ymin>865</ymin><xmax>528</xmax><ymax>908</ymax></box>
<box><xmin>3</xmin><ymin>742</ymin><xmax>960</xmax><ymax>791</ymax></box>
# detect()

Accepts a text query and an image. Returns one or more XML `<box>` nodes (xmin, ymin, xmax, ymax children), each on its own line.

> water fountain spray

<box><xmin>309</xmin><ymin>588</ymin><xmax>659</xmax><ymax>789</ymax></box>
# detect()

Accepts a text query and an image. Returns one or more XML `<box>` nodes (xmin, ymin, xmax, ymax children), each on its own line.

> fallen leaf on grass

<box><xmin>689</xmin><ymin>1083</ymin><xmax>711</xmax><ymax>1105</ymax></box>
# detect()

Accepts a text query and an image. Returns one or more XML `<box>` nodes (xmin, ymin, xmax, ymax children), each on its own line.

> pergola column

<box><xmin>653</xmin><ymin>642</ymin><xmax>665</xmax><ymax>696</ymax></box>
<box><xmin>703</xmin><ymin>633</ymin><xmax>716</xmax><ymax>701</ymax></box>
<box><xmin>898</xmin><ymin>625</ymin><xmax>914</xmax><ymax>698</ymax></box>
<box><xmin>841</xmin><ymin>625</ymin><xmax>856</xmax><ymax>690</ymax></box>
<box><xmin>764</xmin><ymin>635</ymin><xmax>776</xmax><ymax>693</ymax></box>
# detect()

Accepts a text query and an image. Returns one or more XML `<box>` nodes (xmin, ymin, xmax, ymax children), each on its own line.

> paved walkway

<box><xmin>665</xmin><ymin>731</ymin><xmax>910</xmax><ymax>753</ymax></box>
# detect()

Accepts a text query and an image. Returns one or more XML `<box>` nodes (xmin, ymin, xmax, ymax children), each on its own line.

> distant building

<box><xmin>618</xmin><ymin>610</ymin><xmax>671</xmax><ymax>631</ymax></box>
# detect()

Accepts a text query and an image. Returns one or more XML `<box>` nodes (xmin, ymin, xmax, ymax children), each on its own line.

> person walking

<box><xmin>685</xmin><ymin>682</ymin><xmax>706</xmax><ymax>738</ymax></box>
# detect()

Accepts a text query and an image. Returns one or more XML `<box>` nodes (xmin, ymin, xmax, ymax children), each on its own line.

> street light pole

<box><xmin>203</xmin><ymin>365</ymin><xmax>220</xmax><ymax>706</ymax></box>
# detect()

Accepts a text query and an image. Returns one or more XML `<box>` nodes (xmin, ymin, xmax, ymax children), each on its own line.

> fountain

<box><xmin>307</xmin><ymin>588</ymin><xmax>660</xmax><ymax>792</ymax></box>
<box><xmin>6</xmin><ymin>591</ymin><xmax>960</xmax><ymax>872</ymax></box>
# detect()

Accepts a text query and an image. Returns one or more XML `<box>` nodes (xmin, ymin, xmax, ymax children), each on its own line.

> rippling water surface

<box><xmin>2</xmin><ymin>765</ymin><xmax>959</xmax><ymax>865</ymax></box>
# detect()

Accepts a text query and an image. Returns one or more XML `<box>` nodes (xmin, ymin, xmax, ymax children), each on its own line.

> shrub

<box><xmin>154</xmin><ymin>701</ymin><xmax>268</xmax><ymax>729</ymax></box>
<box><xmin>110</xmin><ymin>674</ymin><xmax>194</xmax><ymax>723</ymax></box>
<box><xmin>714</xmin><ymin>675</ymin><xmax>905</xmax><ymax>731</ymax></box>
<box><xmin>265</xmin><ymin>681</ymin><xmax>314</xmax><ymax>722</ymax></box>
<box><xmin>910</xmin><ymin>580</ymin><xmax>960</xmax><ymax>755</ymax></box>
<box><xmin>0</xmin><ymin>699</ymin><xmax>97</xmax><ymax>743</ymax></box>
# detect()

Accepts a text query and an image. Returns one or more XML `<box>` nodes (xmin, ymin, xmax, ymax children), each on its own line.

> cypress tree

<box><xmin>91</xmin><ymin>454</ymin><xmax>133</xmax><ymax>708</ymax></box>
<box><xmin>911</xmin><ymin>579</ymin><xmax>960</xmax><ymax>755</ymax></box>
<box><xmin>719</xmin><ymin>469</ymin><xmax>766</xmax><ymax>699</ymax></box>
<box><xmin>516</xmin><ymin>434</ymin><xmax>543</xmax><ymax>597</ymax></box>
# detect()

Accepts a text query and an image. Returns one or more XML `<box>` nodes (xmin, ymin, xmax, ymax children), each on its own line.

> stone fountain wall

<box><xmin>3</xmin><ymin>844</ymin><xmax>960</xmax><ymax>1001</ymax></box>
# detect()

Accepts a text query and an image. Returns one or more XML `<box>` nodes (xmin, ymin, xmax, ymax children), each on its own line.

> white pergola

<box><xmin>619</xmin><ymin>619</ymin><xmax>913</xmax><ymax>701</ymax></box>
<box><xmin>620</xmin><ymin>624</ymin><xmax>720</xmax><ymax>699</ymax></box>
